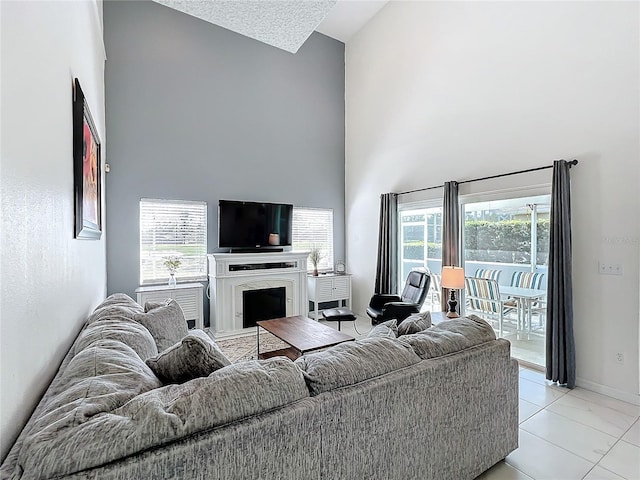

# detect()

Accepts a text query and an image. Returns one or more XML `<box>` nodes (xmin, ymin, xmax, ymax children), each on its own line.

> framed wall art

<box><xmin>73</xmin><ymin>78</ymin><xmax>102</xmax><ymax>239</ymax></box>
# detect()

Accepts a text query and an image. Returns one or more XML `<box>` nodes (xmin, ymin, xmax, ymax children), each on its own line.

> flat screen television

<box><xmin>218</xmin><ymin>200</ymin><xmax>293</xmax><ymax>250</ymax></box>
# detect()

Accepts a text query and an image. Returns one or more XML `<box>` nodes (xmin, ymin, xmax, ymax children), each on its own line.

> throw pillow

<box><xmin>146</xmin><ymin>329</ymin><xmax>231</xmax><ymax>384</ymax></box>
<box><xmin>367</xmin><ymin>319</ymin><xmax>398</xmax><ymax>339</ymax></box>
<box><xmin>133</xmin><ymin>299</ymin><xmax>189</xmax><ymax>351</ymax></box>
<box><xmin>144</xmin><ymin>300</ymin><xmax>166</xmax><ymax>312</ymax></box>
<box><xmin>397</xmin><ymin>311</ymin><xmax>432</xmax><ymax>336</ymax></box>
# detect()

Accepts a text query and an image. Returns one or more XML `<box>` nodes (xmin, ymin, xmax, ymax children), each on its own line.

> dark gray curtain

<box><xmin>374</xmin><ymin>193</ymin><xmax>398</xmax><ymax>294</ymax></box>
<box><xmin>441</xmin><ymin>182</ymin><xmax>460</xmax><ymax>312</ymax></box>
<box><xmin>546</xmin><ymin>160</ymin><xmax>576</xmax><ymax>388</ymax></box>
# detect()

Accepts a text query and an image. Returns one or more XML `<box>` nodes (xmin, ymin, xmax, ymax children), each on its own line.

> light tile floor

<box><xmin>504</xmin><ymin>331</ymin><xmax>545</xmax><ymax>367</ymax></box>
<box><xmin>478</xmin><ymin>366</ymin><xmax>639</xmax><ymax>480</ymax></box>
<box><xmin>324</xmin><ymin>315</ymin><xmax>640</xmax><ymax>480</ymax></box>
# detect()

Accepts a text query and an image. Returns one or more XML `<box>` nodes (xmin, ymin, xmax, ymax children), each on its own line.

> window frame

<box><xmin>139</xmin><ymin>198</ymin><xmax>208</xmax><ymax>285</ymax></box>
<box><xmin>397</xmin><ymin>199</ymin><xmax>443</xmax><ymax>288</ymax></box>
<box><xmin>292</xmin><ymin>206</ymin><xmax>334</xmax><ymax>272</ymax></box>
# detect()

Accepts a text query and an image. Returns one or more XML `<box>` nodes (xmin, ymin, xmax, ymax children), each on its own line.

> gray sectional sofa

<box><xmin>1</xmin><ymin>294</ymin><xmax>519</xmax><ymax>480</ymax></box>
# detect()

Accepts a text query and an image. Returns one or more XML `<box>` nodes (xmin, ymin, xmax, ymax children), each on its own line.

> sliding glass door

<box><xmin>398</xmin><ymin>204</ymin><xmax>443</xmax><ymax>311</ymax></box>
<box><xmin>462</xmin><ymin>194</ymin><xmax>550</xmax><ymax>366</ymax></box>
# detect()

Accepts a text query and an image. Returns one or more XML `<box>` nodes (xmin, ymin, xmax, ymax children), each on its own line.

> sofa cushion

<box><xmin>397</xmin><ymin>311</ymin><xmax>432</xmax><ymax>336</ymax></box>
<box><xmin>295</xmin><ymin>337</ymin><xmax>421</xmax><ymax>395</ymax></box>
<box><xmin>133</xmin><ymin>299</ymin><xmax>189</xmax><ymax>351</ymax></box>
<box><xmin>146</xmin><ymin>329</ymin><xmax>231</xmax><ymax>384</ymax></box>
<box><xmin>99</xmin><ymin>293</ymin><xmax>141</xmax><ymax>309</ymax></box>
<box><xmin>17</xmin><ymin>358</ymin><xmax>308</xmax><ymax>479</ymax></box>
<box><xmin>366</xmin><ymin>319</ymin><xmax>398</xmax><ymax>339</ymax></box>
<box><xmin>73</xmin><ymin>317</ymin><xmax>158</xmax><ymax>360</ymax></box>
<box><xmin>87</xmin><ymin>294</ymin><xmax>144</xmax><ymax>325</ymax></box>
<box><xmin>397</xmin><ymin>315</ymin><xmax>496</xmax><ymax>360</ymax></box>
<box><xmin>26</xmin><ymin>339</ymin><xmax>161</xmax><ymax>438</ymax></box>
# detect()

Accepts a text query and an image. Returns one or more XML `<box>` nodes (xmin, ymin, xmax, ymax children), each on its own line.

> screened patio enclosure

<box><xmin>398</xmin><ymin>194</ymin><xmax>550</xmax><ymax>367</ymax></box>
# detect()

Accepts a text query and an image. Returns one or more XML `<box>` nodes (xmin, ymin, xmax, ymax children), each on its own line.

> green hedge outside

<box><xmin>402</xmin><ymin>220</ymin><xmax>549</xmax><ymax>264</ymax></box>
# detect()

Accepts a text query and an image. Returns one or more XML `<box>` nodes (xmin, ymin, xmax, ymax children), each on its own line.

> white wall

<box><xmin>346</xmin><ymin>1</ymin><xmax>640</xmax><ymax>402</ymax></box>
<box><xmin>0</xmin><ymin>0</ymin><xmax>107</xmax><ymax>460</ymax></box>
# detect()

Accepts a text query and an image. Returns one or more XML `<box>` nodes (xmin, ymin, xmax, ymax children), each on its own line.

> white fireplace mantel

<box><xmin>207</xmin><ymin>251</ymin><xmax>309</xmax><ymax>338</ymax></box>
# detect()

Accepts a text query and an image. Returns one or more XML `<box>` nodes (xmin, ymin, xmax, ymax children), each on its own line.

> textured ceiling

<box><xmin>152</xmin><ymin>0</ymin><xmax>336</xmax><ymax>53</ymax></box>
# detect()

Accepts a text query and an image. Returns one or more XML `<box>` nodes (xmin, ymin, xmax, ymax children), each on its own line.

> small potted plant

<box><xmin>309</xmin><ymin>247</ymin><xmax>323</xmax><ymax>276</ymax></box>
<box><xmin>163</xmin><ymin>255</ymin><xmax>181</xmax><ymax>287</ymax></box>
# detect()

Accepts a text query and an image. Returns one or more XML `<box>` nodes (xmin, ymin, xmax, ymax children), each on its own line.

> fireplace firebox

<box><xmin>242</xmin><ymin>287</ymin><xmax>286</xmax><ymax>329</ymax></box>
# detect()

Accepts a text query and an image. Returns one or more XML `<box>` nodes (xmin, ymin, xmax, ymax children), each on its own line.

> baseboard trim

<box><xmin>576</xmin><ymin>377</ymin><xmax>640</xmax><ymax>406</ymax></box>
<box><xmin>515</xmin><ymin>362</ymin><xmax>640</xmax><ymax>406</ymax></box>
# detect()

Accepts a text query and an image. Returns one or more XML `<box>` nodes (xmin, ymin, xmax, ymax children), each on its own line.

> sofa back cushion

<box><xmin>295</xmin><ymin>337</ymin><xmax>421</xmax><ymax>396</ymax></box>
<box><xmin>17</xmin><ymin>358</ymin><xmax>308</xmax><ymax>479</ymax></box>
<box><xmin>73</xmin><ymin>317</ymin><xmax>158</xmax><ymax>361</ymax></box>
<box><xmin>24</xmin><ymin>339</ymin><xmax>161</xmax><ymax>440</ymax></box>
<box><xmin>397</xmin><ymin>315</ymin><xmax>496</xmax><ymax>360</ymax></box>
<box><xmin>87</xmin><ymin>293</ymin><xmax>144</xmax><ymax>325</ymax></box>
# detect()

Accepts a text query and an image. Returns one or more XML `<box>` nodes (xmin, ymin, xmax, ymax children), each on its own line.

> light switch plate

<box><xmin>598</xmin><ymin>262</ymin><xmax>623</xmax><ymax>275</ymax></box>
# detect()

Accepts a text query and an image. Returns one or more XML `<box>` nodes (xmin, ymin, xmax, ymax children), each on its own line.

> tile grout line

<box><xmin>502</xmin><ymin>459</ymin><xmax>534</xmax><ymax>479</ymax></box>
<box><xmin>519</xmin><ymin>390</ymin><xmax>638</xmax><ymax>479</ymax></box>
<box><xmin>567</xmin><ymin>389</ymin><xmax>640</xmax><ymax>419</ymax></box>
<box><xmin>516</xmin><ymin>385</ymin><xmax>627</xmax><ymax>476</ymax></box>
<box><xmin>591</xmin><ymin>438</ymin><xmax>636</xmax><ymax>479</ymax></box>
<box><xmin>535</xmin><ymin>393</ymin><xmax>637</xmax><ymax>439</ymax></box>
<box><xmin>517</xmin><ymin>426</ymin><xmax>600</xmax><ymax>469</ymax></box>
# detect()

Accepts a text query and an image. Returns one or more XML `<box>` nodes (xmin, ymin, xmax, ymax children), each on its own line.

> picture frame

<box><xmin>73</xmin><ymin>78</ymin><xmax>102</xmax><ymax>239</ymax></box>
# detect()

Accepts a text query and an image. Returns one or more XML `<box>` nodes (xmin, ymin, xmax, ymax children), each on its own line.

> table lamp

<box><xmin>441</xmin><ymin>266</ymin><xmax>465</xmax><ymax>318</ymax></box>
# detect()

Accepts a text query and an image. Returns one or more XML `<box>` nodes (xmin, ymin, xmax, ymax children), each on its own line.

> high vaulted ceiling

<box><xmin>316</xmin><ymin>0</ymin><xmax>388</xmax><ymax>43</ymax></box>
<box><xmin>152</xmin><ymin>0</ymin><xmax>389</xmax><ymax>53</ymax></box>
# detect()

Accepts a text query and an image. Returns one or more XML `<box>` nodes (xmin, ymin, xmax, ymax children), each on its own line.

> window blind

<box><xmin>140</xmin><ymin>199</ymin><xmax>207</xmax><ymax>284</ymax></box>
<box><xmin>292</xmin><ymin>207</ymin><xmax>334</xmax><ymax>271</ymax></box>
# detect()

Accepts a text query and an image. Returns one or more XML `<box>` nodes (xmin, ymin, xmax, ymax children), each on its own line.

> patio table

<box><xmin>500</xmin><ymin>286</ymin><xmax>546</xmax><ymax>333</ymax></box>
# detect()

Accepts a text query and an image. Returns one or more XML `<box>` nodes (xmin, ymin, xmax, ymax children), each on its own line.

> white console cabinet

<box><xmin>307</xmin><ymin>274</ymin><xmax>352</xmax><ymax>320</ymax></box>
<box><xmin>135</xmin><ymin>283</ymin><xmax>204</xmax><ymax>330</ymax></box>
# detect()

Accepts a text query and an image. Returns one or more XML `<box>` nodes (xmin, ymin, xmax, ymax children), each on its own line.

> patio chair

<box><xmin>427</xmin><ymin>273</ymin><xmax>441</xmax><ymax>309</ymax></box>
<box><xmin>506</xmin><ymin>272</ymin><xmax>546</xmax><ymax>331</ymax></box>
<box><xmin>474</xmin><ymin>268</ymin><xmax>502</xmax><ymax>282</ymax></box>
<box><xmin>509</xmin><ymin>271</ymin><xmax>545</xmax><ymax>290</ymax></box>
<box><xmin>464</xmin><ymin>276</ymin><xmax>511</xmax><ymax>337</ymax></box>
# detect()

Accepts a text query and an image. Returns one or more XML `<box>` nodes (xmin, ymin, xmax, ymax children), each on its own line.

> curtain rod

<box><xmin>397</xmin><ymin>159</ymin><xmax>578</xmax><ymax>196</ymax></box>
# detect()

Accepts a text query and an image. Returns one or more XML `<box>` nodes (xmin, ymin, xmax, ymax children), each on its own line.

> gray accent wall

<box><xmin>104</xmin><ymin>0</ymin><xmax>345</xmax><ymax>318</ymax></box>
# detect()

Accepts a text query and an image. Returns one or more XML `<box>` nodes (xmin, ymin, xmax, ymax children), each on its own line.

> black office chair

<box><xmin>366</xmin><ymin>269</ymin><xmax>431</xmax><ymax>325</ymax></box>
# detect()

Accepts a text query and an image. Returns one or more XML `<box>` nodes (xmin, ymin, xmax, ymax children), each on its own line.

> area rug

<box><xmin>214</xmin><ymin>332</ymin><xmax>290</xmax><ymax>363</ymax></box>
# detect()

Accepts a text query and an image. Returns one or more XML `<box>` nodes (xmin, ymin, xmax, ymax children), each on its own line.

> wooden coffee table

<box><xmin>256</xmin><ymin>315</ymin><xmax>355</xmax><ymax>360</ymax></box>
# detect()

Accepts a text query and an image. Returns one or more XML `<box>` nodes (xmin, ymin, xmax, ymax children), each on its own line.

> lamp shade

<box><xmin>441</xmin><ymin>266</ymin><xmax>464</xmax><ymax>289</ymax></box>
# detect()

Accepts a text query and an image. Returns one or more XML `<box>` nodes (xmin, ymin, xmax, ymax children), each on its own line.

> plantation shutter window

<box><xmin>292</xmin><ymin>207</ymin><xmax>334</xmax><ymax>271</ymax></box>
<box><xmin>140</xmin><ymin>199</ymin><xmax>207</xmax><ymax>284</ymax></box>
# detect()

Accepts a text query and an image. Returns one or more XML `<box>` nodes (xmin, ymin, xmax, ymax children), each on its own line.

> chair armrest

<box><xmin>381</xmin><ymin>302</ymin><xmax>419</xmax><ymax>321</ymax></box>
<box><xmin>369</xmin><ymin>294</ymin><xmax>402</xmax><ymax>310</ymax></box>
